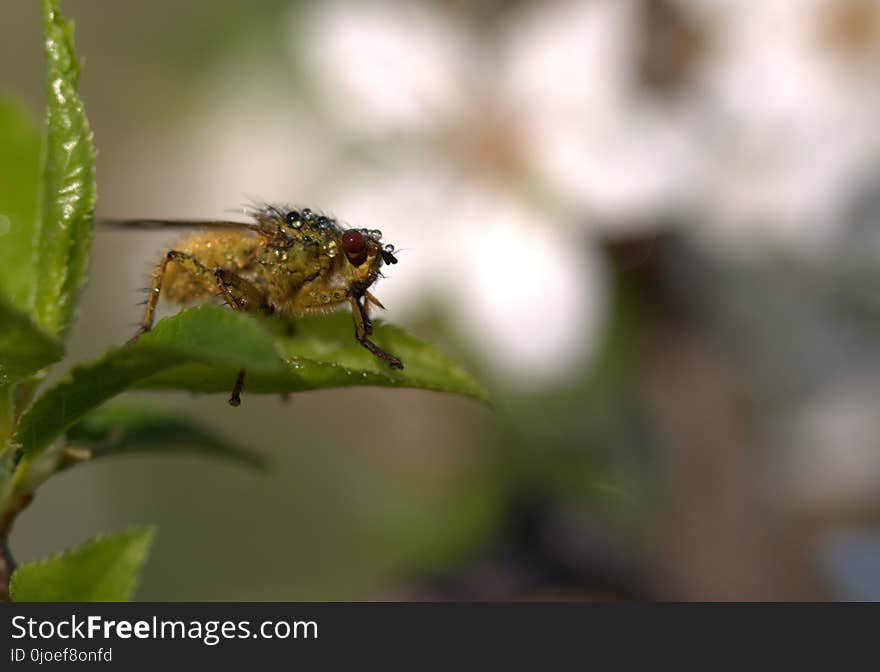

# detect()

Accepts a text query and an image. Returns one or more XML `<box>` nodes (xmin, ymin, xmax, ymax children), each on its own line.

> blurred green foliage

<box><xmin>66</xmin><ymin>404</ymin><xmax>269</xmax><ymax>472</ymax></box>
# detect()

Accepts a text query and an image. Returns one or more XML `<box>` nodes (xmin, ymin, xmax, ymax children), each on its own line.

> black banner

<box><xmin>1</xmin><ymin>602</ymin><xmax>874</xmax><ymax>667</ymax></box>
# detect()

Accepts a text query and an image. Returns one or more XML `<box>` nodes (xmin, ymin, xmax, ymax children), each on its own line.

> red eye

<box><xmin>342</xmin><ymin>230</ymin><xmax>367</xmax><ymax>266</ymax></box>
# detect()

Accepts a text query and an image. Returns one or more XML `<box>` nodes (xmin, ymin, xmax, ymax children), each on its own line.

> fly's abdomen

<box><xmin>159</xmin><ymin>231</ymin><xmax>259</xmax><ymax>304</ymax></box>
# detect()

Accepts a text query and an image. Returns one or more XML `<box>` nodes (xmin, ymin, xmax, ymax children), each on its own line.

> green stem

<box><xmin>0</xmin><ymin>382</ymin><xmax>31</xmax><ymax>602</ymax></box>
<box><xmin>0</xmin><ymin>385</ymin><xmax>12</xmax><ymax>449</ymax></box>
<box><xmin>12</xmin><ymin>375</ymin><xmax>42</xmax><ymax>428</ymax></box>
<box><xmin>0</xmin><ymin>491</ymin><xmax>33</xmax><ymax>602</ymax></box>
<box><xmin>8</xmin><ymin>453</ymin><xmax>54</xmax><ymax>498</ymax></box>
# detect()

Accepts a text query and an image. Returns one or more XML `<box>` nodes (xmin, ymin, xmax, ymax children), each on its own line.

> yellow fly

<box><xmin>113</xmin><ymin>204</ymin><xmax>402</xmax><ymax>406</ymax></box>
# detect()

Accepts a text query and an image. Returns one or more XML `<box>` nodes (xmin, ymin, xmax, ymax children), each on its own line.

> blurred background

<box><xmin>3</xmin><ymin>0</ymin><xmax>880</xmax><ymax>600</ymax></box>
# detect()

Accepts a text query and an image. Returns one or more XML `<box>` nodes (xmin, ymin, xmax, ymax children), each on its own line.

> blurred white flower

<box><xmin>291</xmin><ymin>0</ymin><xmax>700</xmax><ymax>384</ymax></box>
<box><xmin>691</xmin><ymin>0</ymin><xmax>880</xmax><ymax>256</ymax></box>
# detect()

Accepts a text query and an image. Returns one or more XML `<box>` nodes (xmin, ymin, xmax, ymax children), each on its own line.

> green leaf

<box><xmin>140</xmin><ymin>310</ymin><xmax>489</xmax><ymax>401</ymax></box>
<box><xmin>0</xmin><ymin>98</ymin><xmax>41</xmax><ymax>312</ymax></box>
<box><xmin>14</xmin><ymin>305</ymin><xmax>280</xmax><ymax>460</ymax></box>
<box><xmin>10</xmin><ymin>527</ymin><xmax>155</xmax><ymax>602</ymax></box>
<box><xmin>14</xmin><ymin>304</ymin><xmax>486</xmax><ymax>461</ymax></box>
<box><xmin>65</xmin><ymin>403</ymin><xmax>269</xmax><ymax>471</ymax></box>
<box><xmin>0</xmin><ymin>292</ymin><xmax>64</xmax><ymax>384</ymax></box>
<box><xmin>32</xmin><ymin>0</ymin><xmax>96</xmax><ymax>338</ymax></box>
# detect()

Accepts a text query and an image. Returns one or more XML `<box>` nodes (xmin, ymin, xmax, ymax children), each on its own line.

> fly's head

<box><xmin>252</xmin><ymin>204</ymin><xmax>399</xmax><ymax>297</ymax></box>
<box><xmin>339</xmin><ymin>227</ymin><xmax>398</xmax><ymax>293</ymax></box>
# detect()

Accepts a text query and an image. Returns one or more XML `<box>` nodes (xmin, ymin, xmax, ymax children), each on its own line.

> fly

<box><xmin>106</xmin><ymin>203</ymin><xmax>402</xmax><ymax>406</ymax></box>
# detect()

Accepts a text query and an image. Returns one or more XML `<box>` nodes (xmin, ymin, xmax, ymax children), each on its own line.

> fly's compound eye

<box><xmin>342</xmin><ymin>229</ymin><xmax>368</xmax><ymax>266</ymax></box>
<box><xmin>285</xmin><ymin>210</ymin><xmax>301</xmax><ymax>228</ymax></box>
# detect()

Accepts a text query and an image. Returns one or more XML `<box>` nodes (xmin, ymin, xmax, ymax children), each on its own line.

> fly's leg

<box><xmin>229</xmin><ymin>369</ymin><xmax>246</xmax><ymax>408</ymax></box>
<box><xmin>213</xmin><ymin>268</ymin><xmax>267</xmax><ymax>407</ymax></box>
<box><xmin>130</xmin><ymin>250</ymin><xmax>212</xmax><ymax>343</ymax></box>
<box><xmin>213</xmin><ymin>268</ymin><xmax>267</xmax><ymax>313</ymax></box>
<box><xmin>349</xmin><ymin>295</ymin><xmax>403</xmax><ymax>370</ymax></box>
<box><xmin>363</xmin><ymin>290</ymin><xmax>385</xmax><ymax>324</ymax></box>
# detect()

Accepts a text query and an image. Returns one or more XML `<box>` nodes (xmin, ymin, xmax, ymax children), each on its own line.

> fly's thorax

<box><xmin>251</xmin><ymin>204</ymin><xmax>396</xmax><ymax>301</ymax></box>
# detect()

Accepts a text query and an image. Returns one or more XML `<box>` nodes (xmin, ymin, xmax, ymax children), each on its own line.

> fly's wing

<box><xmin>95</xmin><ymin>218</ymin><xmax>262</xmax><ymax>232</ymax></box>
<box><xmin>98</xmin><ymin>204</ymin><xmax>319</xmax><ymax>240</ymax></box>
